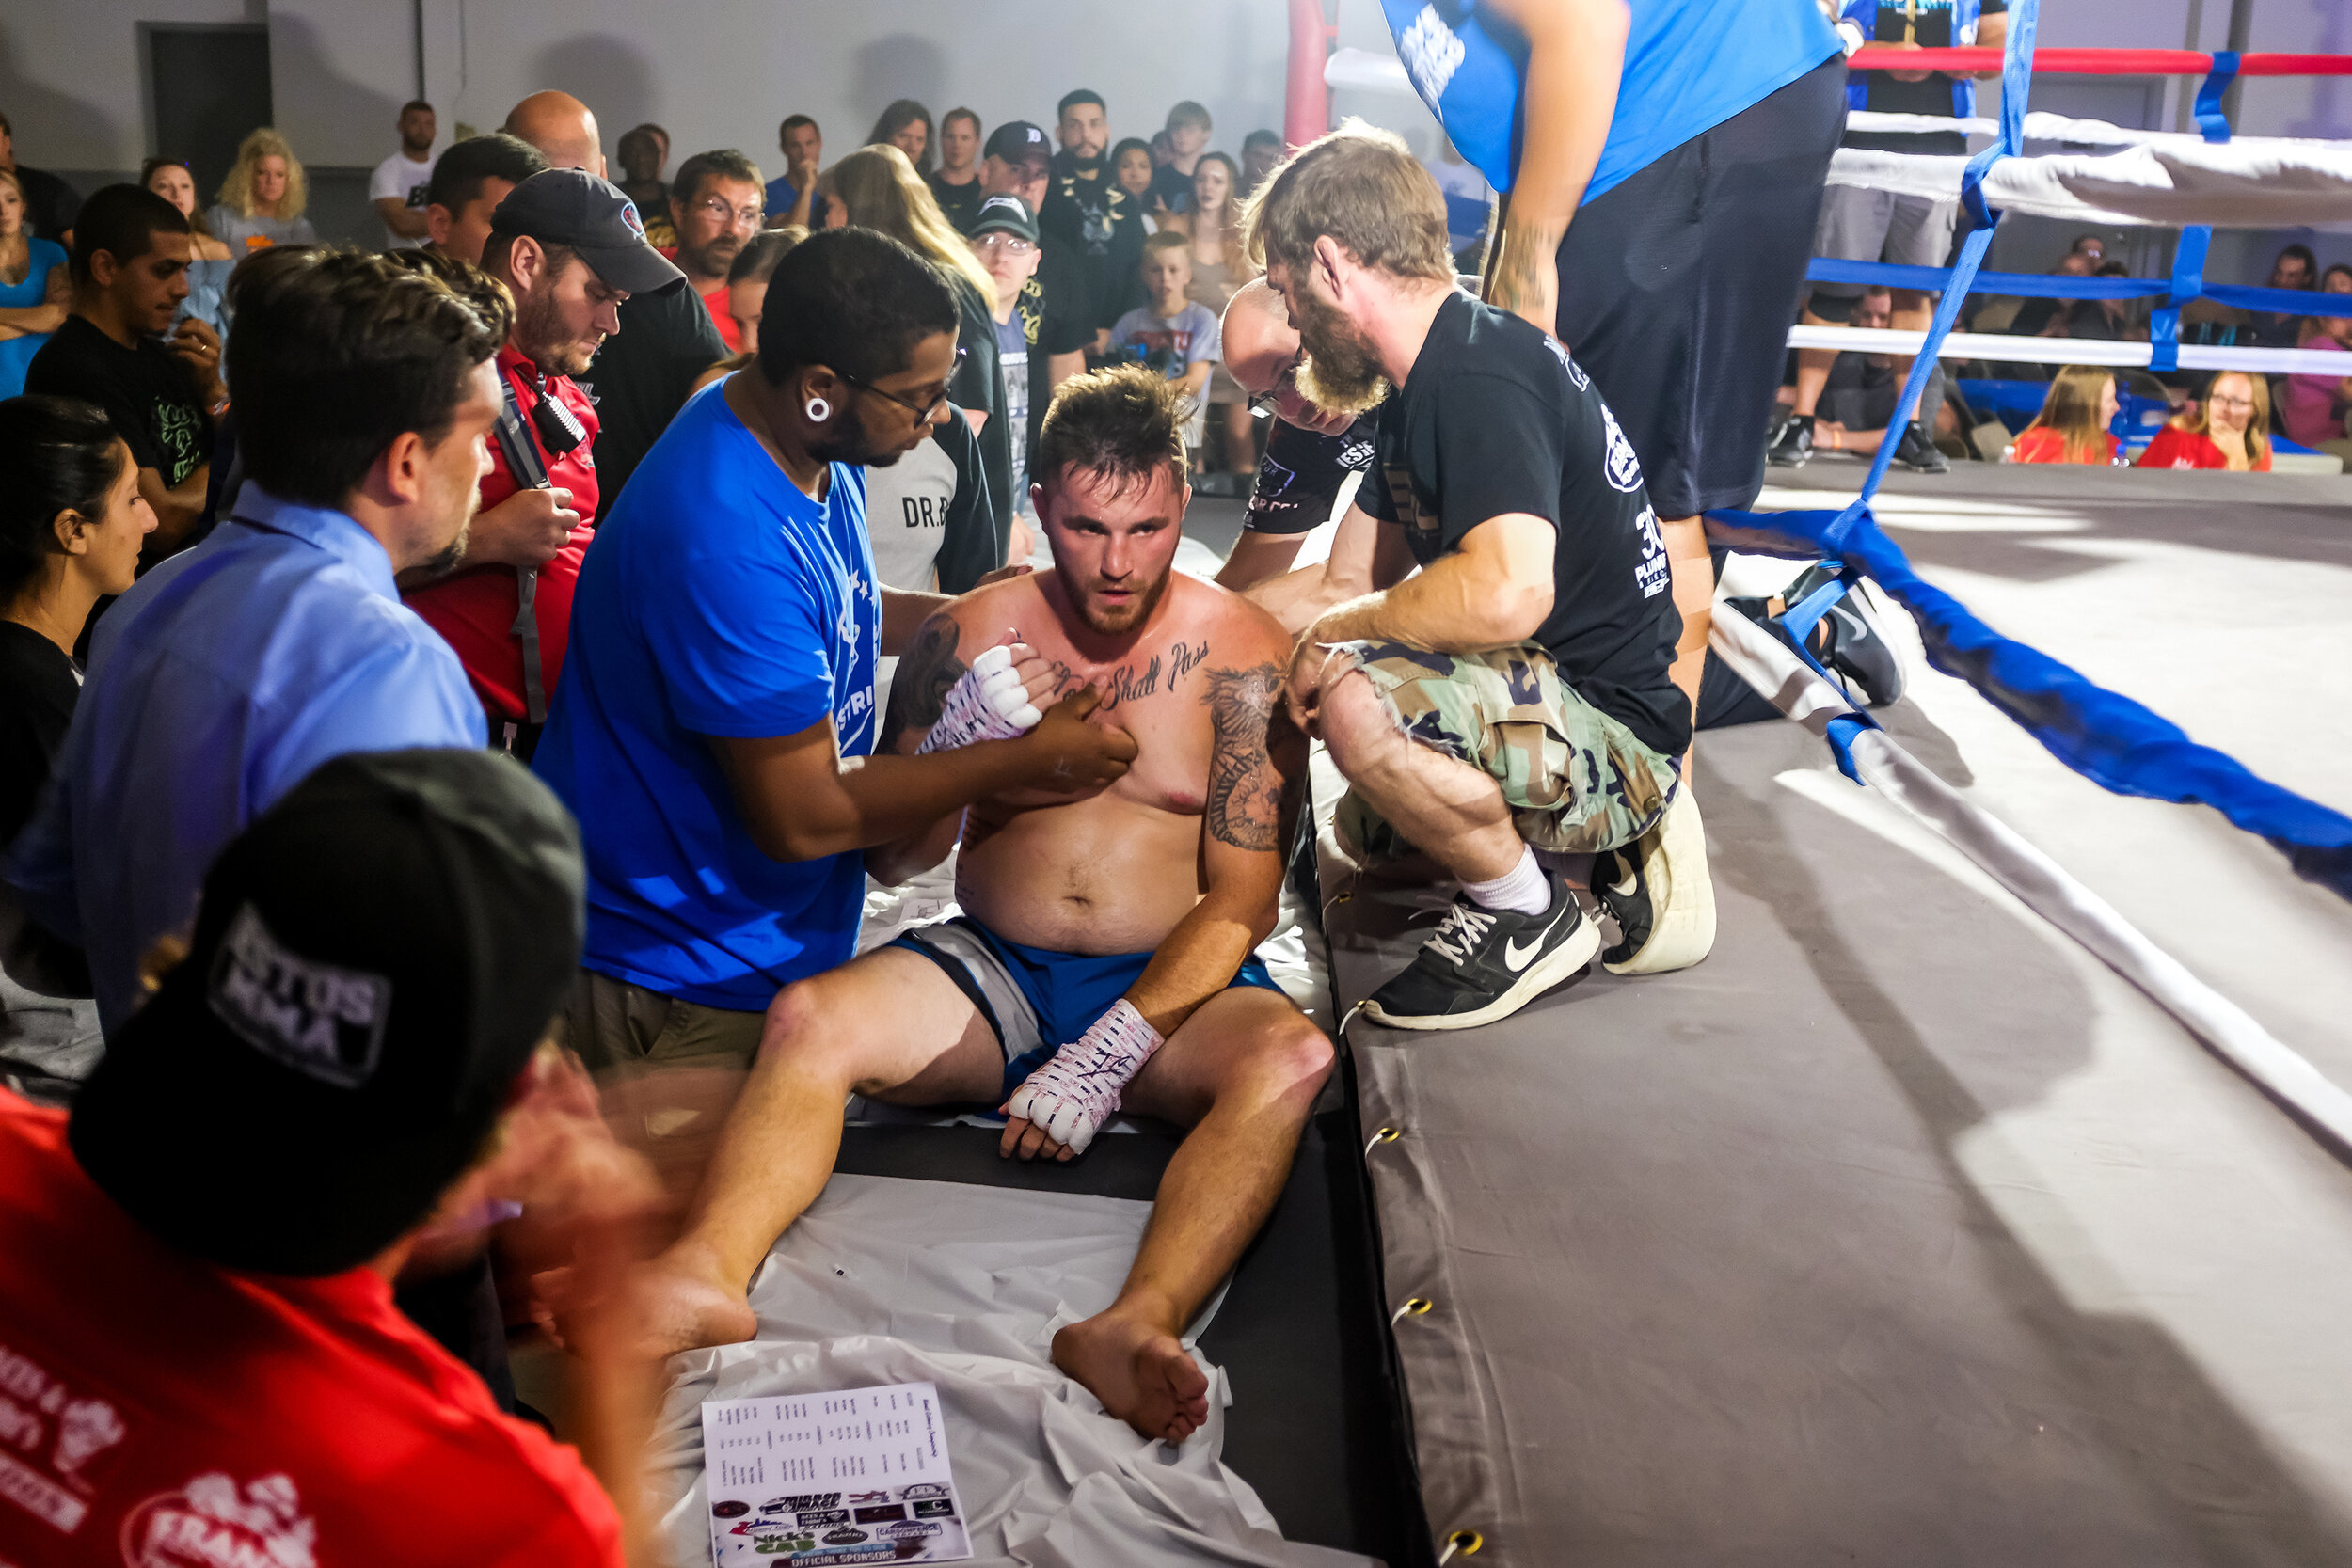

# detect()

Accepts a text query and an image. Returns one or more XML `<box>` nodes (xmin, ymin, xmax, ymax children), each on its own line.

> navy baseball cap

<box><xmin>489</xmin><ymin>167</ymin><xmax>684</xmax><ymax>294</ymax></box>
<box><xmin>984</xmin><ymin>120</ymin><xmax>1052</xmax><ymax>172</ymax></box>
<box><xmin>969</xmin><ymin>195</ymin><xmax>1039</xmax><ymax>245</ymax></box>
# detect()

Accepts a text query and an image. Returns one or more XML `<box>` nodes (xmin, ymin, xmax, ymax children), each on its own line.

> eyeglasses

<box><xmin>972</xmin><ymin>232</ymin><xmax>1038</xmax><ymax>256</ymax></box>
<box><xmin>692</xmin><ymin>196</ymin><xmax>766</xmax><ymax>230</ymax></box>
<box><xmin>840</xmin><ymin>346</ymin><xmax>970</xmax><ymax>420</ymax></box>
<box><xmin>1247</xmin><ymin>350</ymin><xmax>1306</xmax><ymax>418</ymax></box>
<box><xmin>2208</xmin><ymin>395</ymin><xmax>2256</xmax><ymax>411</ymax></box>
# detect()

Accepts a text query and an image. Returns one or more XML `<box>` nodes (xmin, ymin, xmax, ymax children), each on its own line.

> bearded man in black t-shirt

<box><xmin>1248</xmin><ymin>124</ymin><xmax>1713</xmax><ymax>1031</ymax></box>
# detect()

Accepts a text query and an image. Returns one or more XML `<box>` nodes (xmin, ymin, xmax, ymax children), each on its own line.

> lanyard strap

<box><xmin>492</xmin><ymin>368</ymin><xmax>552</xmax><ymax>725</ymax></box>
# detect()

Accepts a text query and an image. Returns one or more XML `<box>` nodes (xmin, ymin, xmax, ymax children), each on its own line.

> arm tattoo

<box><xmin>1485</xmin><ymin>214</ymin><xmax>1559</xmax><ymax>325</ymax></box>
<box><xmin>880</xmin><ymin>615</ymin><xmax>965</xmax><ymax>754</ymax></box>
<box><xmin>1203</xmin><ymin>662</ymin><xmax>1286</xmax><ymax>852</ymax></box>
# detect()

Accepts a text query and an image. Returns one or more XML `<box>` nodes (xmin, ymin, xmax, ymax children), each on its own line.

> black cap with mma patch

<box><xmin>488</xmin><ymin>166</ymin><xmax>685</xmax><ymax>297</ymax></box>
<box><xmin>69</xmin><ymin>750</ymin><xmax>586</xmax><ymax>1278</ymax></box>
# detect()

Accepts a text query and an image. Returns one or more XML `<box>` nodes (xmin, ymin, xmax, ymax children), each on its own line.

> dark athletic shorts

<box><xmin>1552</xmin><ymin>55</ymin><xmax>1846</xmax><ymax>519</ymax></box>
<box><xmin>890</xmin><ymin>914</ymin><xmax>1285</xmax><ymax>1100</ymax></box>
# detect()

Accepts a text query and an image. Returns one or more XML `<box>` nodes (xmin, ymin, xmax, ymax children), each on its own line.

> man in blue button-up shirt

<box><xmin>6</xmin><ymin>247</ymin><xmax>512</xmax><ymax>1035</ymax></box>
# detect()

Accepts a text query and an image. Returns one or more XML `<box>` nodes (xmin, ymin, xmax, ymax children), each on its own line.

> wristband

<box><xmin>917</xmin><ymin>643</ymin><xmax>1043</xmax><ymax>753</ymax></box>
<box><xmin>1002</xmin><ymin>998</ymin><xmax>1164</xmax><ymax>1155</ymax></box>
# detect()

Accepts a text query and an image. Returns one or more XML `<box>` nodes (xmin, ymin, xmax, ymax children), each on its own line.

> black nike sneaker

<box><xmin>1360</xmin><ymin>868</ymin><xmax>1599</xmax><ymax>1031</ymax></box>
<box><xmin>1891</xmin><ymin>420</ymin><xmax>1949</xmax><ymax>474</ymax></box>
<box><xmin>1780</xmin><ymin>563</ymin><xmax>1906</xmax><ymax>707</ymax></box>
<box><xmin>1590</xmin><ymin>788</ymin><xmax>1716</xmax><ymax>975</ymax></box>
<box><xmin>1767</xmin><ymin>412</ymin><xmax>1815</xmax><ymax>468</ymax></box>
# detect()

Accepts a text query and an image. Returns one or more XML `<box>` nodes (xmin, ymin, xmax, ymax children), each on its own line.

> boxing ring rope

<box><xmin>1698</xmin><ymin>9</ymin><xmax>2352</xmax><ymax>1173</ymax></box>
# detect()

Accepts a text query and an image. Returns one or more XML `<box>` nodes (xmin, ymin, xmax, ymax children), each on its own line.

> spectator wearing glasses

<box><xmin>664</xmin><ymin>150</ymin><xmax>766</xmax><ymax>353</ymax></box>
<box><xmin>766</xmin><ymin>116</ymin><xmax>822</xmax><ymax>230</ymax></box>
<box><xmin>532</xmin><ymin>228</ymin><xmax>1133</xmax><ymax>1136</ymax></box>
<box><xmin>927</xmin><ymin>107</ymin><xmax>985</xmax><ymax>233</ymax></box>
<box><xmin>139</xmin><ymin>160</ymin><xmax>235</xmax><ymax>342</ymax></box>
<box><xmin>2138</xmin><ymin>370</ymin><xmax>2272</xmax><ymax>471</ymax></box>
<box><xmin>1238</xmin><ymin>129</ymin><xmax>1284</xmax><ymax>200</ymax></box>
<box><xmin>827</xmin><ymin>145</ymin><xmax>1016</xmax><ymax>534</ymax></box>
<box><xmin>503</xmin><ymin>92</ymin><xmax>726</xmax><ymax>505</ymax></box>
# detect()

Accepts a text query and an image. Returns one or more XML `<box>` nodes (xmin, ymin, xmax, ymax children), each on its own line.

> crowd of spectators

<box><xmin>1774</xmin><ymin>231</ymin><xmax>2349</xmax><ymax>475</ymax></box>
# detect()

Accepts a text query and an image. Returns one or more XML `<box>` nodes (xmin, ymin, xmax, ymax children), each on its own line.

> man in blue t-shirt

<box><xmin>533</xmin><ymin>229</ymin><xmax>1135</xmax><ymax>1122</ymax></box>
<box><xmin>763</xmin><ymin>114</ymin><xmax>821</xmax><ymax>230</ymax></box>
<box><xmin>1375</xmin><ymin>0</ymin><xmax>1850</xmax><ymax>975</ymax></box>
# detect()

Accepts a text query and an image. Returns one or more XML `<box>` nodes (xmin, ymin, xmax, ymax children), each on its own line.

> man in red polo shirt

<box><xmin>661</xmin><ymin>149</ymin><xmax>765</xmax><ymax>353</ymax></box>
<box><xmin>0</xmin><ymin>749</ymin><xmax>661</xmax><ymax>1567</ymax></box>
<box><xmin>405</xmin><ymin>167</ymin><xmax>685</xmax><ymax>756</ymax></box>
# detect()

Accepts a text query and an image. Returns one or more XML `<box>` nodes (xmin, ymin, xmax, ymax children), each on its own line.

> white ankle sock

<box><xmin>1462</xmin><ymin>847</ymin><xmax>1549</xmax><ymax>916</ymax></box>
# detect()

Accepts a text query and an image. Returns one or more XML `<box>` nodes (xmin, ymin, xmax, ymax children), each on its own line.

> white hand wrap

<box><xmin>1002</xmin><ymin>998</ymin><xmax>1164</xmax><ymax>1156</ymax></box>
<box><xmin>917</xmin><ymin>643</ymin><xmax>1043</xmax><ymax>753</ymax></box>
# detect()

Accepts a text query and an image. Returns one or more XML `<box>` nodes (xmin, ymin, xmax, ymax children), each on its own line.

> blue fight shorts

<box><xmin>889</xmin><ymin>915</ymin><xmax>1286</xmax><ymax>1099</ymax></box>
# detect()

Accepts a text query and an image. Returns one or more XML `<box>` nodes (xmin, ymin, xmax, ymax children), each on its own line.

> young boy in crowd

<box><xmin>1112</xmin><ymin>230</ymin><xmax>1217</xmax><ymax>451</ymax></box>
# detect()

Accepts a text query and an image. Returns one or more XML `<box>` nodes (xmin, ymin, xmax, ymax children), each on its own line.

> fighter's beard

<box><xmin>1065</xmin><ymin>562</ymin><xmax>1171</xmax><ymax>637</ymax></box>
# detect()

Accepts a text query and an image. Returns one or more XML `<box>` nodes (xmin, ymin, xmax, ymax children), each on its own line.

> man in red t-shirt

<box><xmin>660</xmin><ymin>149</ymin><xmax>766</xmax><ymax>353</ymax></box>
<box><xmin>0</xmin><ymin>749</ymin><xmax>662</xmax><ymax>1567</ymax></box>
<box><xmin>405</xmin><ymin>167</ymin><xmax>685</xmax><ymax>755</ymax></box>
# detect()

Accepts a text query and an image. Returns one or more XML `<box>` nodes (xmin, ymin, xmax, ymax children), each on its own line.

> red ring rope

<box><xmin>1849</xmin><ymin>47</ymin><xmax>2352</xmax><ymax>76</ymax></box>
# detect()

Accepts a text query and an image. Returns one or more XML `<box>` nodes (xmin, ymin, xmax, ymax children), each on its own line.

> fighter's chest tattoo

<box><xmin>1045</xmin><ymin>637</ymin><xmax>1211</xmax><ymax>711</ymax></box>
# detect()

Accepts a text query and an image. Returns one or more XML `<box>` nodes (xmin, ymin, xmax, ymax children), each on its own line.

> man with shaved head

<box><xmin>1209</xmin><ymin>277</ymin><xmax>1382</xmax><ymax>613</ymax></box>
<box><xmin>503</xmin><ymin>90</ymin><xmax>723</xmax><ymax>502</ymax></box>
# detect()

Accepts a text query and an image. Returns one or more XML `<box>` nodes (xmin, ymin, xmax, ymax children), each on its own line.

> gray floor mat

<box><xmin>1327</xmin><ymin>466</ymin><xmax>2352</xmax><ymax>1565</ymax></box>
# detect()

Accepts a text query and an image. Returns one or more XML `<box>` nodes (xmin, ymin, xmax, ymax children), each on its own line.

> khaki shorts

<box><xmin>560</xmin><ymin>968</ymin><xmax>766</xmax><ymax>1076</ymax></box>
<box><xmin>560</xmin><ymin>970</ymin><xmax>767</xmax><ymax>1197</ymax></box>
<box><xmin>1331</xmin><ymin>640</ymin><xmax>1679</xmax><ymax>860</ymax></box>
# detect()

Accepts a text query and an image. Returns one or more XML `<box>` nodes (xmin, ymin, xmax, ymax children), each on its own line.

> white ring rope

<box><xmin>1710</xmin><ymin>599</ymin><xmax>2352</xmax><ymax>1156</ymax></box>
<box><xmin>1786</xmin><ymin>324</ymin><xmax>2351</xmax><ymax>375</ymax></box>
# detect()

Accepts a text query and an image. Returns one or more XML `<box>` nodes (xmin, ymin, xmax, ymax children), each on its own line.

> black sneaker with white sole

<box><xmin>1766</xmin><ymin>412</ymin><xmax>1815</xmax><ymax>468</ymax></box>
<box><xmin>1360</xmin><ymin>869</ymin><xmax>1599</xmax><ymax>1031</ymax></box>
<box><xmin>1781</xmin><ymin>563</ymin><xmax>1905</xmax><ymax>707</ymax></box>
<box><xmin>1891</xmin><ymin>420</ymin><xmax>1949</xmax><ymax>474</ymax></box>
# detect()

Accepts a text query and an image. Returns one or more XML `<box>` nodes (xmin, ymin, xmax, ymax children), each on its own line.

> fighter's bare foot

<box><xmin>626</xmin><ymin>1251</ymin><xmax>759</xmax><ymax>1358</ymax></box>
<box><xmin>1051</xmin><ymin>1309</ymin><xmax>1211</xmax><ymax>1443</ymax></box>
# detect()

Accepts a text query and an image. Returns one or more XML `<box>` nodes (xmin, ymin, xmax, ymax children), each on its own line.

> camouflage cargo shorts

<box><xmin>1330</xmin><ymin>640</ymin><xmax>1680</xmax><ymax>860</ymax></box>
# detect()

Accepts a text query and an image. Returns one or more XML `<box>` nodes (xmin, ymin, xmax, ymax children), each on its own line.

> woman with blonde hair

<box><xmin>825</xmin><ymin>144</ymin><xmax>1014</xmax><ymax>529</ymax></box>
<box><xmin>1170</xmin><ymin>151</ymin><xmax>1260</xmax><ymax>478</ymax></box>
<box><xmin>207</xmin><ymin>128</ymin><xmax>317</xmax><ymax>253</ymax></box>
<box><xmin>2138</xmin><ymin>369</ymin><xmax>2273</xmax><ymax>471</ymax></box>
<box><xmin>2008</xmin><ymin>366</ymin><xmax>2121</xmax><ymax>466</ymax></box>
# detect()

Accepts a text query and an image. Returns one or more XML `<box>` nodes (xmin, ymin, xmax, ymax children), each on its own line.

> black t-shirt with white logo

<box><xmin>1247</xmin><ymin>413</ymin><xmax>1376</xmax><ymax>535</ymax></box>
<box><xmin>26</xmin><ymin>316</ymin><xmax>211</xmax><ymax>489</ymax></box>
<box><xmin>1363</xmin><ymin>292</ymin><xmax>1687</xmax><ymax>757</ymax></box>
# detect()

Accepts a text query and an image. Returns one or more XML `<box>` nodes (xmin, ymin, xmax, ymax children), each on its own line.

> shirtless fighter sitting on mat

<box><xmin>637</xmin><ymin>365</ymin><xmax>1334</xmax><ymax>1444</ymax></box>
